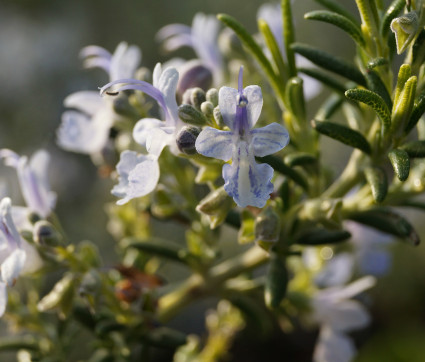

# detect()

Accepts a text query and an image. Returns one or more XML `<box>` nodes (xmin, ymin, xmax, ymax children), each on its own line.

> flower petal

<box><xmin>250</xmin><ymin>122</ymin><xmax>289</xmax><ymax>157</ymax></box>
<box><xmin>0</xmin><ymin>281</ymin><xmax>7</xmax><ymax>317</ymax></box>
<box><xmin>0</xmin><ymin>198</ymin><xmax>22</xmax><ymax>250</ymax></box>
<box><xmin>112</xmin><ymin>151</ymin><xmax>160</xmax><ymax>205</ymax></box>
<box><xmin>110</xmin><ymin>42</ymin><xmax>142</xmax><ymax>81</ymax></box>
<box><xmin>195</xmin><ymin>127</ymin><xmax>233</xmax><ymax>161</ymax></box>
<box><xmin>218</xmin><ymin>86</ymin><xmax>238</xmax><ymax>130</ymax></box>
<box><xmin>313</xmin><ymin>326</ymin><xmax>356</xmax><ymax>362</ymax></box>
<box><xmin>223</xmin><ymin>141</ymin><xmax>274</xmax><ymax>207</ymax></box>
<box><xmin>244</xmin><ymin>85</ymin><xmax>263</xmax><ymax>127</ymax></box>
<box><xmin>133</xmin><ymin>118</ymin><xmax>164</xmax><ymax>147</ymax></box>
<box><xmin>157</xmin><ymin>67</ymin><xmax>179</xmax><ymax>125</ymax></box>
<box><xmin>57</xmin><ymin>109</ymin><xmax>112</xmax><ymax>155</ymax></box>
<box><xmin>156</xmin><ymin>24</ymin><xmax>192</xmax><ymax>42</ymax></box>
<box><xmin>1</xmin><ymin>248</ymin><xmax>26</xmax><ymax>286</ymax></box>
<box><xmin>64</xmin><ymin>91</ymin><xmax>104</xmax><ymax>116</ymax></box>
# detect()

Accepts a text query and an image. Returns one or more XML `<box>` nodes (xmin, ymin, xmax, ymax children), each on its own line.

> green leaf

<box><xmin>284</xmin><ymin>152</ymin><xmax>317</xmax><ymax>167</ymax></box>
<box><xmin>404</xmin><ymin>90</ymin><xmax>425</xmax><ymax>134</ymax></box>
<box><xmin>315</xmin><ymin>93</ymin><xmax>344</xmax><ymax>120</ymax></box>
<box><xmin>391</xmin><ymin>75</ymin><xmax>417</xmax><ymax>133</ymax></box>
<box><xmin>142</xmin><ymin>327</ymin><xmax>188</xmax><ymax>349</ymax></box>
<box><xmin>412</xmin><ymin>29</ymin><xmax>425</xmax><ymax>71</ymax></box>
<box><xmin>364</xmin><ymin>166</ymin><xmax>388</xmax><ymax>202</ymax></box>
<box><xmin>285</xmin><ymin>77</ymin><xmax>306</xmax><ymax>120</ymax></box>
<box><xmin>348</xmin><ymin>208</ymin><xmax>420</xmax><ymax>245</ymax></box>
<box><xmin>381</xmin><ymin>0</ymin><xmax>406</xmax><ymax>37</ymax></box>
<box><xmin>238</xmin><ymin>210</ymin><xmax>256</xmax><ymax>244</ymax></box>
<box><xmin>218</xmin><ymin>14</ymin><xmax>284</xmax><ymax>100</ymax></box>
<box><xmin>393</xmin><ymin>64</ymin><xmax>411</xmax><ymax>110</ymax></box>
<box><xmin>282</xmin><ymin>0</ymin><xmax>296</xmax><ymax>77</ymax></box>
<box><xmin>294</xmin><ymin>228</ymin><xmax>351</xmax><ymax>245</ymax></box>
<box><xmin>297</xmin><ymin>67</ymin><xmax>347</xmax><ymax>94</ymax></box>
<box><xmin>367</xmin><ymin>57</ymin><xmax>388</xmax><ymax>69</ymax></box>
<box><xmin>264</xmin><ymin>253</ymin><xmax>288</xmax><ymax>309</ymax></box>
<box><xmin>388</xmin><ymin>149</ymin><xmax>410</xmax><ymax>181</ymax></box>
<box><xmin>355</xmin><ymin>0</ymin><xmax>380</xmax><ymax>35</ymax></box>
<box><xmin>256</xmin><ymin>155</ymin><xmax>309</xmax><ymax>190</ymax></box>
<box><xmin>311</xmin><ymin>119</ymin><xmax>372</xmax><ymax>154</ymax></box>
<box><xmin>345</xmin><ymin>88</ymin><xmax>391</xmax><ymax>134</ymax></box>
<box><xmin>399</xmin><ymin>140</ymin><xmax>425</xmax><ymax>157</ymax></box>
<box><xmin>258</xmin><ymin>19</ymin><xmax>288</xmax><ymax>84</ymax></box>
<box><xmin>0</xmin><ymin>336</ymin><xmax>39</xmax><ymax>352</ymax></box>
<box><xmin>314</xmin><ymin>0</ymin><xmax>359</xmax><ymax>24</ymax></box>
<box><xmin>291</xmin><ymin>43</ymin><xmax>366</xmax><ymax>86</ymax></box>
<box><xmin>304</xmin><ymin>10</ymin><xmax>365</xmax><ymax>46</ymax></box>
<box><xmin>121</xmin><ymin>238</ymin><xmax>195</xmax><ymax>265</ymax></box>
<box><xmin>365</xmin><ymin>70</ymin><xmax>392</xmax><ymax>110</ymax></box>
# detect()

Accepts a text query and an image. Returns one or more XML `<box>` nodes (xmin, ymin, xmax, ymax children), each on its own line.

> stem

<box><xmin>157</xmin><ymin>246</ymin><xmax>269</xmax><ymax>322</ymax></box>
<box><xmin>322</xmin><ymin>150</ymin><xmax>365</xmax><ymax>198</ymax></box>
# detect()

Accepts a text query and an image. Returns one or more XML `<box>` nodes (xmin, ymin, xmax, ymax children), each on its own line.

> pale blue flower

<box><xmin>0</xmin><ymin>149</ymin><xmax>56</xmax><ymax>218</ymax></box>
<box><xmin>156</xmin><ymin>13</ymin><xmax>223</xmax><ymax>83</ymax></box>
<box><xmin>257</xmin><ymin>2</ymin><xmax>321</xmax><ymax>100</ymax></box>
<box><xmin>100</xmin><ymin>64</ymin><xmax>182</xmax><ymax>204</ymax></box>
<box><xmin>195</xmin><ymin>67</ymin><xmax>289</xmax><ymax>208</ymax></box>
<box><xmin>58</xmin><ymin>42</ymin><xmax>141</xmax><ymax>156</ymax></box>
<box><xmin>312</xmin><ymin>276</ymin><xmax>376</xmax><ymax>362</ymax></box>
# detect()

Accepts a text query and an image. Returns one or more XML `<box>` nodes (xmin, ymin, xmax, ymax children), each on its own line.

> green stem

<box><xmin>157</xmin><ymin>246</ymin><xmax>269</xmax><ymax>322</ymax></box>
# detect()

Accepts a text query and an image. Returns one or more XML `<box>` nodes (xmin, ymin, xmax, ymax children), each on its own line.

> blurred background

<box><xmin>1</xmin><ymin>0</ymin><xmax>425</xmax><ymax>360</ymax></box>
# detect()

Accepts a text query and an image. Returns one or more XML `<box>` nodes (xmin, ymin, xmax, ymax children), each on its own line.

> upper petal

<box><xmin>244</xmin><ymin>85</ymin><xmax>263</xmax><ymax>127</ymax></box>
<box><xmin>250</xmin><ymin>122</ymin><xmax>289</xmax><ymax>157</ymax></box>
<box><xmin>157</xmin><ymin>67</ymin><xmax>179</xmax><ymax>125</ymax></box>
<box><xmin>64</xmin><ymin>91</ymin><xmax>104</xmax><ymax>116</ymax></box>
<box><xmin>218</xmin><ymin>86</ymin><xmax>238</xmax><ymax>130</ymax></box>
<box><xmin>110</xmin><ymin>42</ymin><xmax>142</xmax><ymax>81</ymax></box>
<box><xmin>195</xmin><ymin>127</ymin><xmax>233</xmax><ymax>161</ymax></box>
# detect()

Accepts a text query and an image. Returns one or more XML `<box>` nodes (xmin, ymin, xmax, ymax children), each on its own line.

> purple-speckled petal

<box><xmin>222</xmin><ymin>141</ymin><xmax>274</xmax><ymax>208</ymax></box>
<box><xmin>195</xmin><ymin>127</ymin><xmax>233</xmax><ymax>161</ymax></box>
<box><xmin>250</xmin><ymin>122</ymin><xmax>289</xmax><ymax>157</ymax></box>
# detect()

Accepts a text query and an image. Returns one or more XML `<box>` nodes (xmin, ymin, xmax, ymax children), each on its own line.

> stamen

<box><xmin>105</xmin><ymin>91</ymin><xmax>119</xmax><ymax>96</ymax></box>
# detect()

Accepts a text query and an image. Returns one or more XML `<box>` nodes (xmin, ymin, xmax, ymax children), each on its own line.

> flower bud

<box><xmin>190</xmin><ymin>87</ymin><xmax>206</xmax><ymax>109</ymax></box>
<box><xmin>206</xmin><ymin>88</ymin><xmax>219</xmax><ymax>107</ymax></box>
<box><xmin>177</xmin><ymin>60</ymin><xmax>213</xmax><ymax>96</ymax></box>
<box><xmin>33</xmin><ymin>220</ymin><xmax>61</xmax><ymax>246</ymax></box>
<box><xmin>201</xmin><ymin>101</ymin><xmax>214</xmax><ymax>120</ymax></box>
<box><xmin>255</xmin><ymin>206</ymin><xmax>281</xmax><ymax>243</ymax></box>
<box><xmin>391</xmin><ymin>11</ymin><xmax>419</xmax><ymax>54</ymax></box>
<box><xmin>213</xmin><ymin>106</ymin><xmax>225</xmax><ymax>128</ymax></box>
<box><xmin>176</xmin><ymin>126</ymin><xmax>201</xmax><ymax>155</ymax></box>
<box><xmin>178</xmin><ymin>104</ymin><xmax>208</xmax><ymax>126</ymax></box>
<box><xmin>196</xmin><ymin>186</ymin><xmax>233</xmax><ymax>229</ymax></box>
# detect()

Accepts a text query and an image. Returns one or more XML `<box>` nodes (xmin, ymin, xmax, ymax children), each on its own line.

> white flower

<box><xmin>100</xmin><ymin>63</ymin><xmax>182</xmax><ymax>204</ymax></box>
<box><xmin>58</xmin><ymin>42</ymin><xmax>141</xmax><ymax>156</ymax></box>
<box><xmin>0</xmin><ymin>149</ymin><xmax>55</xmax><ymax>218</ymax></box>
<box><xmin>156</xmin><ymin>13</ymin><xmax>223</xmax><ymax>83</ymax></box>
<box><xmin>195</xmin><ymin>67</ymin><xmax>289</xmax><ymax>208</ymax></box>
<box><xmin>0</xmin><ymin>198</ymin><xmax>42</xmax><ymax>317</ymax></box>
<box><xmin>312</xmin><ymin>276</ymin><xmax>376</xmax><ymax>362</ymax></box>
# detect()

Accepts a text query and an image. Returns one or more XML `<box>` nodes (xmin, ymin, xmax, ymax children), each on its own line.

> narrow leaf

<box><xmin>367</xmin><ymin>57</ymin><xmax>388</xmax><ymax>69</ymax></box>
<box><xmin>393</xmin><ymin>64</ymin><xmax>411</xmax><ymax>112</ymax></box>
<box><xmin>295</xmin><ymin>228</ymin><xmax>351</xmax><ymax>245</ymax></box>
<box><xmin>364</xmin><ymin>166</ymin><xmax>388</xmax><ymax>202</ymax></box>
<box><xmin>256</xmin><ymin>155</ymin><xmax>309</xmax><ymax>191</ymax></box>
<box><xmin>381</xmin><ymin>0</ymin><xmax>406</xmax><ymax>37</ymax></box>
<box><xmin>122</xmin><ymin>238</ymin><xmax>195</xmax><ymax>265</ymax></box>
<box><xmin>298</xmin><ymin>67</ymin><xmax>347</xmax><ymax>94</ymax></box>
<box><xmin>311</xmin><ymin>119</ymin><xmax>372</xmax><ymax>154</ymax></box>
<box><xmin>388</xmin><ymin>149</ymin><xmax>410</xmax><ymax>181</ymax></box>
<box><xmin>391</xmin><ymin>75</ymin><xmax>417</xmax><ymax>133</ymax></box>
<box><xmin>365</xmin><ymin>70</ymin><xmax>392</xmax><ymax>110</ymax></box>
<box><xmin>315</xmin><ymin>93</ymin><xmax>344</xmax><ymax>120</ymax></box>
<box><xmin>258</xmin><ymin>19</ymin><xmax>288</xmax><ymax>84</ymax></box>
<box><xmin>345</xmin><ymin>88</ymin><xmax>391</xmax><ymax>134</ymax></box>
<box><xmin>404</xmin><ymin>90</ymin><xmax>425</xmax><ymax>134</ymax></box>
<box><xmin>285</xmin><ymin>77</ymin><xmax>306</xmax><ymax>120</ymax></box>
<box><xmin>399</xmin><ymin>140</ymin><xmax>425</xmax><ymax>157</ymax></box>
<box><xmin>314</xmin><ymin>0</ymin><xmax>359</xmax><ymax>25</ymax></box>
<box><xmin>265</xmin><ymin>253</ymin><xmax>288</xmax><ymax>309</ymax></box>
<box><xmin>412</xmin><ymin>29</ymin><xmax>425</xmax><ymax>70</ymax></box>
<box><xmin>348</xmin><ymin>208</ymin><xmax>420</xmax><ymax>245</ymax></box>
<box><xmin>291</xmin><ymin>43</ymin><xmax>366</xmax><ymax>86</ymax></box>
<box><xmin>304</xmin><ymin>10</ymin><xmax>365</xmax><ymax>46</ymax></box>
<box><xmin>284</xmin><ymin>152</ymin><xmax>317</xmax><ymax>167</ymax></box>
<box><xmin>218</xmin><ymin>14</ymin><xmax>284</xmax><ymax>100</ymax></box>
<box><xmin>282</xmin><ymin>0</ymin><xmax>296</xmax><ymax>77</ymax></box>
